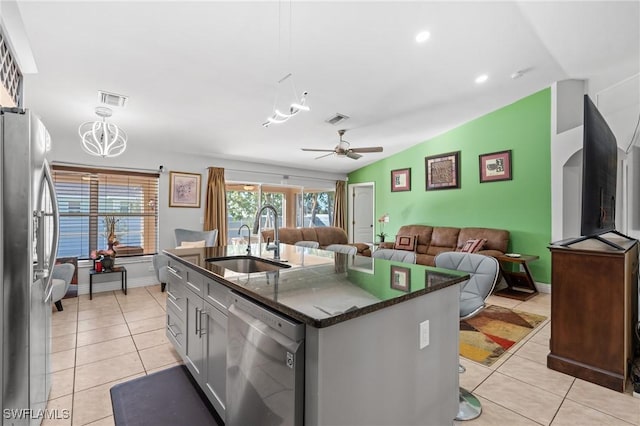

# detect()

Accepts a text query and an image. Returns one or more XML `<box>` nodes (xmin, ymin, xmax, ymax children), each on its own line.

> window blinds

<box><xmin>51</xmin><ymin>165</ymin><xmax>159</xmax><ymax>259</ymax></box>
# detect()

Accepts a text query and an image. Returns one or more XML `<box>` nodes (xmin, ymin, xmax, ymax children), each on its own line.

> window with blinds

<box><xmin>51</xmin><ymin>165</ymin><xmax>159</xmax><ymax>259</ymax></box>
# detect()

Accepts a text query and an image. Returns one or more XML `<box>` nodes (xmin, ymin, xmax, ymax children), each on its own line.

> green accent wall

<box><xmin>348</xmin><ymin>88</ymin><xmax>552</xmax><ymax>284</ymax></box>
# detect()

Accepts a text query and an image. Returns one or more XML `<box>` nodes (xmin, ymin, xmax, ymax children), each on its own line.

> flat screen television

<box><xmin>580</xmin><ymin>94</ymin><xmax>618</xmax><ymax>237</ymax></box>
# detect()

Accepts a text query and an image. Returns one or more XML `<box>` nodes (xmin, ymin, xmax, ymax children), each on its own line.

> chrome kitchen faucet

<box><xmin>253</xmin><ymin>204</ymin><xmax>281</xmax><ymax>260</ymax></box>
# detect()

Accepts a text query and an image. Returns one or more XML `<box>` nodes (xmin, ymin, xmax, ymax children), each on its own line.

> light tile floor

<box><xmin>46</xmin><ymin>286</ymin><xmax>639</xmax><ymax>425</ymax></box>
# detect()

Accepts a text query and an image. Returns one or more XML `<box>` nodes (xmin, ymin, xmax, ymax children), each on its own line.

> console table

<box><xmin>89</xmin><ymin>266</ymin><xmax>127</xmax><ymax>300</ymax></box>
<box><xmin>494</xmin><ymin>254</ymin><xmax>539</xmax><ymax>301</ymax></box>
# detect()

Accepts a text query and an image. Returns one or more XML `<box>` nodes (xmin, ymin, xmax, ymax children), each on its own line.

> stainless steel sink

<box><xmin>206</xmin><ymin>256</ymin><xmax>291</xmax><ymax>273</ymax></box>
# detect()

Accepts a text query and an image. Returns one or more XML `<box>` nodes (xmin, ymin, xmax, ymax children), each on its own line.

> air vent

<box><xmin>98</xmin><ymin>90</ymin><xmax>128</xmax><ymax>108</ymax></box>
<box><xmin>325</xmin><ymin>113</ymin><xmax>350</xmax><ymax>125</ymax></box>
<box><xmin>0</xmin><ymin>26</ymin><xmax>23</xmax><ymax>107</ymax></box>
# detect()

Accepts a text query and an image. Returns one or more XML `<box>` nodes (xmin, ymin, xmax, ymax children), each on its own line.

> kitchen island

<box><xmin>163</xmin><ymin>243</ymin><xmax>467</xmax><ymax>426</ymax></box>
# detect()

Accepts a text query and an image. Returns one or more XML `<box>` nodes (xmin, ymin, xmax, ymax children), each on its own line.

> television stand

<box><xmin>548</xmin><ymin>234</ymin><xmax>638</xmax><ymax>392</ymax></box>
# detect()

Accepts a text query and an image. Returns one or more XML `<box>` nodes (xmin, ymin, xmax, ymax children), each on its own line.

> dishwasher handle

<box><xmin>228</xmin><ymin>304</ymin><xmax>304</xmax><ymax>356</ymax></box>
<box><xmin>229</xmin><ymin>292</ymin><xmax>304</xmax><ymax>342</ymax></box>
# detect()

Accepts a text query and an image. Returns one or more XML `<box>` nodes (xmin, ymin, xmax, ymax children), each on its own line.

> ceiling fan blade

<box><xmin>350</xmin><ymin>147</ymin><xmax>383</xmax><ymax>153</ymax></box>
<box><xmin>302</xmin><ymin>148</ymin><xmax>335</xmax><ymax>152</ymax></box>
<box><xmin>315</xmin><ymin>152</ymin><xmax>335</xmax><ymax>160</ymax></box>
<box><xmin>346</xmin><ymin>151</ymin><xmax>362</xmax><ymax>160</ymax></box>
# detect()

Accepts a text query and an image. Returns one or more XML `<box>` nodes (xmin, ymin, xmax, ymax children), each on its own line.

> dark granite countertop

<box><xmin>164</xmin><ymin>244</ymin><xmax>468</xmax><ymax>328</ymax></box>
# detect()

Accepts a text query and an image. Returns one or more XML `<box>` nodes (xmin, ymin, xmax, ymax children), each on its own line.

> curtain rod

<box><xmin>215</xmin><ymin>166</ymin><xmax>343</xmax><ymax>184</ymax></box>
<box><xmin>52</xmin><ymin>161</ymin><xmax>162</xmax><ymax>174</ymax></box>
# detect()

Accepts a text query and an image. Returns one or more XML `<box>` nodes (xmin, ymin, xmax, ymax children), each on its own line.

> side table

<box><xmin>89</xmin><ymin>266</ymin><xmax>127</xmax><ymax>300</ymax></box>
<box><xmin>494</xmin><ymin>254</ymin><xmax>539</xmax><ymax>301</ymax></box>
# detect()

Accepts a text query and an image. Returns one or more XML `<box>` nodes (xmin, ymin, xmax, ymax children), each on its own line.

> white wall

<box><xmin>47</xmin><ymin>142</ymin><xmax>345</xmax><ymax>294</ymax></box>
<box><xmin>551</xmin><ymin>75</ymin><xmax>640</xmax><ymax>242</ymax></box>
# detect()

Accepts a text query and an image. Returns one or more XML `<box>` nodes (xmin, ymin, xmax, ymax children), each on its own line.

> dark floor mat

<box><xmin>110</xmin><ymin>365</ymin><xmax>223</xmax><ymax>426</ymax></box>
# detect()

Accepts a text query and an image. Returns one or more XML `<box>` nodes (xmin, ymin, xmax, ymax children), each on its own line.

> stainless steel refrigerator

<box><xmin>1</xmin><ymin>108</ymin><xmax>59</xmax><ymax>425</ymax></box>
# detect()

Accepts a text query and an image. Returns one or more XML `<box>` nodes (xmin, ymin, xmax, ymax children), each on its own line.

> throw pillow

<box><xmin>457</xmin><ymin>238</ymin><xmax>487</xmax><ymax>253</ymax></box>
<box><xmin>394</xmin><ymin>235</ymin><xmax>417</xmax><ymax>252</ymax></box>
<box><xmin>178</xmin><ymin>240</ymin><xmax>206</xmax><ymax>248</ymax></box>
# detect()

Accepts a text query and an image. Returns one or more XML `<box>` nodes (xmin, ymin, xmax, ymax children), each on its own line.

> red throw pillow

<box><xmin>394</xmin><ymin>235</ymin><xmax>417</xmax><ymax>251</ymax></box>
<box><xmin>457</xmin><ymin>238</ymin><xmax>487</xmax><ymax>253</ymax></box>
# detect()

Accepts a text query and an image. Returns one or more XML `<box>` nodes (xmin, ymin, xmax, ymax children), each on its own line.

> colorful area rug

<box><xmin>460</xmin><ymin>305</ymin><xmax>547</xmax><ymax>366</ymax></box>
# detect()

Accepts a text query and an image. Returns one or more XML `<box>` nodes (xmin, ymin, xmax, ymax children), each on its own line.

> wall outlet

<box><xmin>419</xmin><ymin>320</ymin><xmax>430</xmax><ymax>349</ymax></box>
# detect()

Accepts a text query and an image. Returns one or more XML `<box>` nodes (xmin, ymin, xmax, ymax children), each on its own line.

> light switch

<box><xmin>419</xmin><ymin>320</ymin><xmax>430</xmax><ymax>349</ymax></box>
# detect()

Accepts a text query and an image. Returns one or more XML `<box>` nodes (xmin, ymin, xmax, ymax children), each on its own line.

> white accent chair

<box><xmin>434</xmin><ymin>252</ymin><xmax>499</xmax><ymax>421</ymax></box>
<box><xmin>372</xmin><ymin>248</ymin><xmax>417</xmax><ymax>263</ymax></box>
<box><xmin>324</xmin><ymin>244</ymin><xmax>357</xmax><ymax>255</ymax></box>
<box><xmin>294</xmin><ymin>240</ymin><xmax>320</xmax><ymax>249</ymax></box>
<box><xmin>51</xmin><ymin>263</ymin><xmax>75</xmax><ymax>312</ymax></box>
<box><xmin>154</xmin><ymin>228</ymin><xmax>218</xmax><ymax>292</ymax></box>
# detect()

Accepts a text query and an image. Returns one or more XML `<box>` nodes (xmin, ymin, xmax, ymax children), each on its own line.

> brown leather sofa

<box><xmin>261</xmin><ymin>227</ymin><xmax>370</xmax><ymax>256</ymax></box>
<box><xmin>378</xmin><ymin>225</ymin><xmax>509</xmax><ymax>266</ymax></box>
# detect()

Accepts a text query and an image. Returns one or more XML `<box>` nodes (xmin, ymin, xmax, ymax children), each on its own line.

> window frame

<box><xmin>225</xmin><ymin>182</ymin><xmax>335</xmax><ymax>244</ymax></box>
<box><xmin>51</xmin><ymin>165</ymin><xmax>159</xmax><ymax>260</ymax></box>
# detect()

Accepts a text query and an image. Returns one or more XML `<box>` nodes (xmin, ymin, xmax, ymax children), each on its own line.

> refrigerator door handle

<box><xmin>42</xmin><ymin>161</ymin><xmax>59</xmax><ymax>302</ymax></box>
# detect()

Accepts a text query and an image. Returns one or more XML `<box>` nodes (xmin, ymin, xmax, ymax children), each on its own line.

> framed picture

<box><xmin>425</xmin><ymin>151</ymin><xmax>460</xmax><ymax>190</ymax></box>
<box><xmin>479</xmin><ymin>150</ymin><xmax>512</xmax><ymax>183</ymax></box>
<box><xmin>391</xmin><ymin>168</ymin><xmax>411</xmax><ymax>192</ymax></box>
<box><xmin>169</xmin><ymin>171</ymin><xmax>201</xmax><ymax>208</ymax></box>
<box><xmin>391</xmin><ymin>265</ymin><xmax>411</xmax><ymax>292</ymax></box>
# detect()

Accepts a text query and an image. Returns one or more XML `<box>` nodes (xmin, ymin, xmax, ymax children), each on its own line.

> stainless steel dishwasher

<box><xmin>226</xmin><ymin>291</ymin><xmax>305</xmax><ymax>426</ymax></box>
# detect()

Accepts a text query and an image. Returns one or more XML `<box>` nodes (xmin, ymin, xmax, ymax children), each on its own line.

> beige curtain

<box><xmin>333</xmin><ymin>180</ymin><xmax>347</xmax><ymax>231</ymax></box>
<box><xmin>204</xmin><ymin>167</ymin><xmax>227</xmax><ymax>247</ymax></box>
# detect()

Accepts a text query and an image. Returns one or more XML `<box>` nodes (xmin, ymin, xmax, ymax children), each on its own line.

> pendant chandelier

<box><xmin>262</xmin><ymin>1</ymin><xmax>309</xmax><ymax>127</ymax></box>
<box><xmin>78</xmin><ymin>107</ymin><xmax>127</xmax><ymax>158</ymax></box>
<box><xmin>262</xmin><ymin>73</ymin><xmax>309</xmax><ymax>127</ymax></box>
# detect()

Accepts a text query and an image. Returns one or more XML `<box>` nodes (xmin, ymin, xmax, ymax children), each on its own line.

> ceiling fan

<box><xmin>301</xmin><ymin>129</ymin><xmax>383</xmax><ymax>160</ymax></box>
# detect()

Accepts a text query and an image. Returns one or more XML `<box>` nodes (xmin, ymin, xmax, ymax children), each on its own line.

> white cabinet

<box><xmin>184</xmin><ymin>288</ymin><xmax>205</xmax><ymax>378</ymax></box>
<box><xmin>167</xmin><ymin>264</ymin><xmax>228</xmax><ymax>418</ymax></box>
<box><xmin>165</xmin><ymin>261</ymin><xmax>187</xmax><ymax>356</ymax></box>
<box><xmin>202</xmin><ymin>299</ymin><xmax>227</xmax><ymax>416</ymax></box>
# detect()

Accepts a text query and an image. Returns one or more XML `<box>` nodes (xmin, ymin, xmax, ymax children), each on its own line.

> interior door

<box><xmin>350</xmin><ymin>184</ymin><xmax>374</xmax><ymax>243</ymax></box>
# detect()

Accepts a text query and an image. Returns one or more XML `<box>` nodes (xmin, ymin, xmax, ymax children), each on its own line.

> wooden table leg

<box><xmin>494</xmin><ymin>255</ymin><xmax>539</xmax><ymax>301</ymax></box>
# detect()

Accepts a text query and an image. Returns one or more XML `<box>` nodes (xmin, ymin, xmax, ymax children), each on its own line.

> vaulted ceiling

<box><xmin>7</xmin><ymin>1</ymin><xmax>640</xmax><ymax>173</ymax></box>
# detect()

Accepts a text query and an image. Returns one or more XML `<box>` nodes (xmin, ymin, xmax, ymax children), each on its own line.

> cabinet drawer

<box><xmin>205</xmin><ymin>278</ymin><xmax>230</xmax><ymax>312</ymax></box>
<box><xmin>166</xmin><ymin>283</ymin><xmax>186</xmax><ymax>313</ymax></box>
<box><xmin>185</xmin><ymin>270</ymin><xmax>205</xmax><ymax>295</ymax></box>
<box><xmin>166</xmin><ymin>305</ymin><xmax>186</xmax><ymax>356</ymax></box>
<box><xmin>167</xmin><ymin>263</ymin><xmax>185</xmax><ymax>282</ymax></box>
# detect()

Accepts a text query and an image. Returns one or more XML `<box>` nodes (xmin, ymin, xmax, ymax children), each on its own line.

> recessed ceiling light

<box><xmin>415</xmin><ymin>31</ymin><xmax>431</xmax><ymax>43</ymax></box>
<box><xmin>475</xmin><ymin>74</ymin><xmax>489</xmax><ymax>84</ymax></box>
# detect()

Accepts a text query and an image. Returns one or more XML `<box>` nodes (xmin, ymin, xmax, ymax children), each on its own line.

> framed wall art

<box><xmin>479</xmin><ymin>150</ymin><xmax>512</xmax><ymax>183</ymax></box>
<box><xmin>391</xmin><ymin>265</ymin><xmax>411</xmax><ymax>292</ymax></box>
<box><xmin>391</xmin><ymin>168</ymin><xmax>411</xmax><ymax>192</ymax></box>
<box><xmin>169</xmin><ymin>171</ymin><xmax>202</xmax><ymax>208</ymax></box>
<box><xmin>425</xmin><ymin>151</ymin><xmax>460</xmax><ymax>190</ymax></box>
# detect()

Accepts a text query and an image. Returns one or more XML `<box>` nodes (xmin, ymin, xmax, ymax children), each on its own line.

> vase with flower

<box><xmin>104</xmin><ymin>216</ymin><xmax>120</xmax><ymax>252</ymax></box>
<box><xmin>377</xmin><ymin>213</ymin><xmax>390</xmax><ymax>243</ymax></box>
<box><xmin>91</xmin><ymin>248</ymin><xmax>115</xmax><ymax>272</ymax></box>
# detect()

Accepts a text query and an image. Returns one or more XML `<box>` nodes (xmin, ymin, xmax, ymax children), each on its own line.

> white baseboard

<box><xmin>535</xmin><ymin>282</ymin><xmax>551</xmax><ymax>294</ymax></box>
